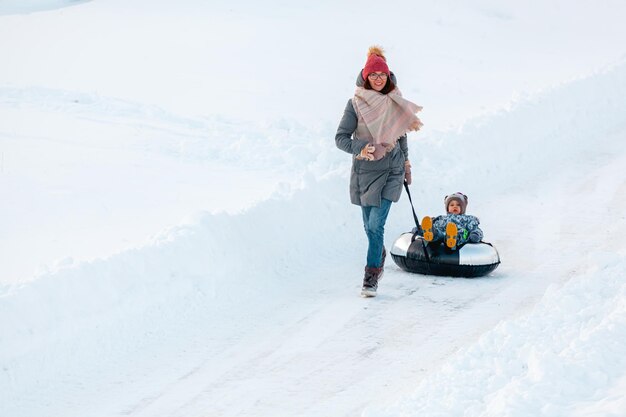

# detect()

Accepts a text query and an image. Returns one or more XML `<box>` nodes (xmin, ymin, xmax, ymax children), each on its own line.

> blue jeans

<box><xmin>361</xmin><ymin>198</ymin><xmax>392</xmax><ymax>268</ymax></box>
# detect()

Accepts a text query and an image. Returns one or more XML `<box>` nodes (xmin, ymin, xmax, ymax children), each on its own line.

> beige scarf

<box><xmin>353</xmin><ymin>86</ymin><xmax>422</xmax><ymax>159</ymax></box>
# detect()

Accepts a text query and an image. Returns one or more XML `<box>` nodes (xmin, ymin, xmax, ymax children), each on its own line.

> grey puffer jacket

<box><xmin>335</xmin><ymin>71</ymin><xmax>409</xmax><ymax>207</ymax></box>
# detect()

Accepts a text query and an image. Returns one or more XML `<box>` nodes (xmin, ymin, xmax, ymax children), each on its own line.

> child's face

<box><xmin>447</xmin><ymin>200</ymin><xmax>462</xmax><ymax>214</ymax></box>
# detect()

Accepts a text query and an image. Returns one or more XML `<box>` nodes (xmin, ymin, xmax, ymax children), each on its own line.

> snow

<box><xmin>1</xmin><ymin>1</ymin><xmax>626</xmax><ymax>416</ymax></box>
<box><xmin>0</xmin><ymin>0</ymin><xmax>92</xmax><ymax>15</ymax></box>
<box><xmin>366</xmin><ymin>251</ymin><xmax>626</xmax><ymax>417</ymax></box>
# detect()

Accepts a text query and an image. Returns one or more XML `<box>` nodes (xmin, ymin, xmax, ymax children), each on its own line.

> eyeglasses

<box><xmin>367</xmin><ymin>73</ymin><xmax>388</xmax><ymax>80</ymax></box>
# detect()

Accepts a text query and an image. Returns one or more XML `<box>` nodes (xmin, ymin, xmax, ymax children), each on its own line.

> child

<box><xmin>420</xmin><ymin>192</ymin><xmax>483</xmax><ymax>250</ymax></box>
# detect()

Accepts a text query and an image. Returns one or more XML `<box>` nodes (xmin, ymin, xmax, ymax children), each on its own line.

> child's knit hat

<box><xmin>445</xmin><ymin>192</ymin><xmax>468</xmax><ymax>214</ymax></box>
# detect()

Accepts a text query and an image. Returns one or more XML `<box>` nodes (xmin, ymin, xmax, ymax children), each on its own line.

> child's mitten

<box><xmin>469</xmin><ymin>230</ymin><xmax>483</xmax><ymax>243</ymax></box>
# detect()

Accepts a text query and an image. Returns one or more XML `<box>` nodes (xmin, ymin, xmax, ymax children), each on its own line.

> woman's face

<box><xmin>367</xmin><ymin>72</ymin><xmax>388</xmax><ymax>92</ymax></box>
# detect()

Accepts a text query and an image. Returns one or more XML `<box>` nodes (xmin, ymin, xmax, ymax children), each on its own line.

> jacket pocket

<box><xmin>356</xmin><ymin>155</ymin><xmax>391</xmax><ymax>173</ymax></box>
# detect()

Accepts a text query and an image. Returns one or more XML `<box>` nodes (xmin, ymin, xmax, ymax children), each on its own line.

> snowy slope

<box><xmin>2</xmin><ymin>0</ymin><xmax>626</xmax><ymax>129</ymax></box>
<box><xmin>0</xmin><ymin>0</ymin><xmax>91</xmax><ymax>15</ymax></box>
<box><xmin>2</xmin><ymin>60</ymin><xmax>626</xmax><ymax>417</ymax></box>
<box><xmin>3</xmin><ymin>0</ymin><xmax>626</xmax><ymax>284</ymax></box>
<box><xmin>2</xmin><ymin>1</ymin><xmax>626</xmax><ymax>416</ymax></box>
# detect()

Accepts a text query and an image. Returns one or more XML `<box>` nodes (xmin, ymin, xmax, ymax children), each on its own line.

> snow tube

<box><xmin>390</xmin><ymin>232</ymin><xmax>501</xmax><ymax>278</ymax></box>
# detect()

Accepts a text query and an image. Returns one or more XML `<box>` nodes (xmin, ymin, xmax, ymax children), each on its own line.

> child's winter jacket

<box><xmin>429</xmin><ymin>214</ymin><xmax>483</xmax><ymax>245</ymax></box>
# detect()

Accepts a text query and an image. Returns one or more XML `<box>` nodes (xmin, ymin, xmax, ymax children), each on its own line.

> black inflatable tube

<box><xmin>392</xmin><ymin>253</ymin><xmax>499</xmax><ymax>277</ymax></box>
<box><xmin>391</xmin><ymin>233</ymin><xmax>501</xmax><ymax>278</ymax></box>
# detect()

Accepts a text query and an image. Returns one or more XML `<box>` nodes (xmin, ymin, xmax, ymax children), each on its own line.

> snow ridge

<box><xmin>0</xmin><ymin>85</ymin><xmax>337</xmax><ymax>173</ymax></box>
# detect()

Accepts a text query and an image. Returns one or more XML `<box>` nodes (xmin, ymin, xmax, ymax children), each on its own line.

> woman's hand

<box><xmin>410</xmin><ymin>118</ymin><xmax>423</xmax><ymax>132</ymax></box>
<box><xmin>404</xmin><ymin>160</ymin><xmax>412</xmax><ymax>185</ymax></box>
<box><xmin>357</xmin><ymin>144</ymin><xmax>375</xmax><ymax>161</ymax></box>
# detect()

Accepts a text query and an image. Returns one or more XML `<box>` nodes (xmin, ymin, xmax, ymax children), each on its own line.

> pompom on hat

<box><xmin>361</xmin><ymin>45</ymin><xmax>390</xmax><ymax>80</ymax></box>
<box><xmin>444</xmin><ymin>192</ymin><xmax>468</xmax><ymax>214</ymax></box>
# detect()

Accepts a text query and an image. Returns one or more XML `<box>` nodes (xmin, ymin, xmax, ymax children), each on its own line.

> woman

<box><xmin>335</xmin><ymin>46</ymin><xmax>422</xmax><ymax>297</ymax></box>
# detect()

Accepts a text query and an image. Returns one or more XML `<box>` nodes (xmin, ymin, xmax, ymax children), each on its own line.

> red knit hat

<box><xmin>361</xmin><ymin>45</ymin><xmax>390</xmax><ymax>80</ymax></box>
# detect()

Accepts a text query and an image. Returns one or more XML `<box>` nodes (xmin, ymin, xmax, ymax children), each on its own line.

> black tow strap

<box><xmin>404</xmin><ymin>181</ymin><xmax>431</xmax><ymax>262</ymax></box>
<box><xmin>404</xmin><ymin>181</ymin><xmax>422</xmax><ymax>235</ymax></box>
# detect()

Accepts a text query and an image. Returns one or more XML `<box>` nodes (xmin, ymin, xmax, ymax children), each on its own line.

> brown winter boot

<box><xmin>361</xmin><ymin>266</ymin><xmax>384</xmax><ymax>297</ymax></box>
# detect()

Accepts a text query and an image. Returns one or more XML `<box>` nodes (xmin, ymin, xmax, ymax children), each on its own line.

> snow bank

<box><xmin>410</xmin><ymin>60</ymin><xmax>626</xmax><ymax>214</ymax></box>
<box><xmin>0</xmin><ymin>174</ymin><xmax>364</xmax><ymax>417</ymax></box>
<box><xmin>0</xmin><ymin>85</ymin><xmax>341</xmax><ymax>283</ymax></box>
<box><xmin>0</xmin><ymin>85</ymin><xmax>338</xmax><ymax>173</ymax></box>
<box><xmin>364</xmin><ymin>250</ymin><xmax>626</xmax><ymax>417</ymax></box>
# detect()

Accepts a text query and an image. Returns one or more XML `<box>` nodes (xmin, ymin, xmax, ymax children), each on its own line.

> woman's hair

<box><xmin>364</xmin><ymin>77</ymin><xmax>396</xmax><ymax>95</ymax></box>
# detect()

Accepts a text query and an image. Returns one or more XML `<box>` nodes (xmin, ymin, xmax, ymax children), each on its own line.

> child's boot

<box><xmin>445</xmin><ymin>222</ymin><xmax>458</xmax><ymax>250</ymax></box>
<box><xmin>421</xmin><ymin>216</ymin><xmax>434</xmax><ymax>242</ymax></box>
